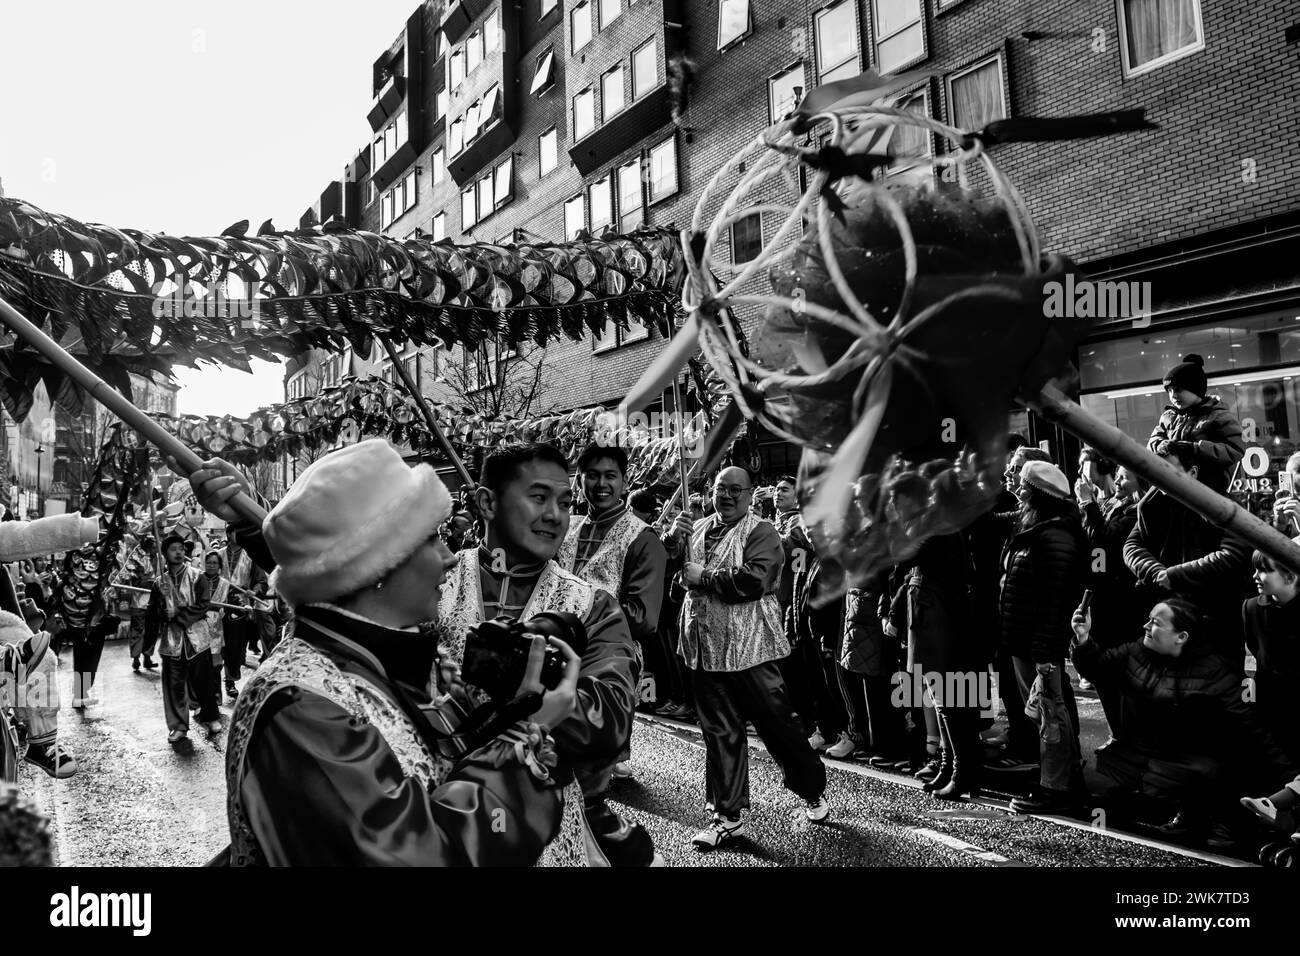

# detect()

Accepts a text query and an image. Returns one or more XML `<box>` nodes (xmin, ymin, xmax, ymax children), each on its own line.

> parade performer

<box><xmin>120</xmin><ymin>535</ymin><xmax>160</xmax><ymax>671</ymax></box>
<box><xmin>191</xmin><ymin>440</ymin><xmax>582</xmax><ymax>866</ymax></box>
<box><xmin>156</xmin><ymin>533</ymin><xmax>220</xmax><ymax>745</ymax></box>
<box><xmin>0</xmin><ymin>601</ymin><xmax>76</xmax><ymax>778</ymax></box>
<box><xmin>555</xmin><ymin>443</ymin><xmax>667</xmax><ymax>865</ymax></box>
<box><xmin>223</xmin><ymin>526</ymin><xmax>267</xmax><ymax>696</ymax></box>
<box><xmin>199</xmin><ymin>551</ymin><xmax>230</xmax><ymax>711</ymax></box>
<box><xmin>435</xmin><ymin>441</ymin><xmax>641</xmax><ymax>865</ymax></box>
<box><xmin>665</xmin><ymin>466</ymin><xmax>829</xmax><ymax>849</ymax></box>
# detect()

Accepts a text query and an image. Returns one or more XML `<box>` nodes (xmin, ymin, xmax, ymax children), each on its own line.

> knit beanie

<box><xmin>1019</xmin><ymin>460</ymin><xmax>1071</xmax><ymax>500</ymax></box>
<box><xmin>1163</xmin><ymin>353</ymin><xmax>1208</xmax><ymax>398</ymax></box>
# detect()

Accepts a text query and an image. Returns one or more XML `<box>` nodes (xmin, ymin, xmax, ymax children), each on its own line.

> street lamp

<box><xmin>34</xmin><ymin>444</ymin><xmax>44</xmax><ymax>517</ymax></box>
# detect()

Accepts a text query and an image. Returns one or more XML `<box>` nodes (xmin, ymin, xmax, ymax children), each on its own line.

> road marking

<box><xmin>909</xmin><ymin>827</ymin><xmax>1023</xmax><ymax>866</ymax></box>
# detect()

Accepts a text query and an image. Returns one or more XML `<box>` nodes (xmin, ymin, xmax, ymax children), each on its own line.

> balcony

<box><xmin>441</xmin><ymin>0</ymin><xmax>494</xmax><ymax>45</ymax></box>
<box><xmin>448</xmin><ymin>117</ymin><xmax>513</xmax><ymax>187</ymax></box>
<box><xmin>367</xmin><ymin>73</ymin><xmax>407</xmax><ymax>130</ymax></box>
<box><xmin>569</xmin><ymin>86</ymin><xmax>673</xmax><ymax>177</ymax></box>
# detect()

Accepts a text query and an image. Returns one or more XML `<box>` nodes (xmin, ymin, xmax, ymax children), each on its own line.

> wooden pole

<box><xmin>1027</xmin><ymin>382</ymin><xmax>1300</xmax><ymax>570</ymax></box>
<box><xmin>379</xmin><ymin>338</ymin><xmax>475</xmax><ymax>489</ymax></box>
<box><xmin>108</xmin><ymin>583</ymin><xmax>263</xmax><ymax>614</ymax></box>
<box><xmin>0</xmin><ymin>293</ymin><xmax>267</xmax><ymax>527</ymax></box>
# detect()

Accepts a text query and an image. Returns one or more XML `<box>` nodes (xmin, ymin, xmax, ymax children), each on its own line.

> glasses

<box><xmin>714</xmin><ymin>485</ymin><xmax>752</xmax><ymax>497</ymax></box>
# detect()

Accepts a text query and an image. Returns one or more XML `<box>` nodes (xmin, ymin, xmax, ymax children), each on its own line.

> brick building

<box><xmin>289</xmin><ymin>0</ymin><xmax>1300</xmax><ymax>490</ymax></box>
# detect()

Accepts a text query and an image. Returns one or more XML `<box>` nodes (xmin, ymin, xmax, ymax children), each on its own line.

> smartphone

<box><xmin>1280</xmin><ymin>471</ymin><xmax>1294</xmax><ymax>496</ymax></box>
<box><xmin>1080</xmin><ymin>589</ymin><xmax>1093</xmax><ymax>613</ymax></box>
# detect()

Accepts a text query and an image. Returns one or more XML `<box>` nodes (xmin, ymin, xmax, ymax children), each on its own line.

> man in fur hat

<box><xmin>0</xmin><ymin>601</ymin><xmax>76</xmax><ymax>777</ymax></box>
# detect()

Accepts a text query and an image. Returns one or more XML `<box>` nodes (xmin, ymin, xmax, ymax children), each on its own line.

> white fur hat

<box><xmin>263</xmin><ymin>439</ymin><xmax>451</xmax><ymax>607</ymax></box>
<box><xmin>0</xmin><ymin>610</ymin><xmax>32</xmax><ymax>648</ymax></box>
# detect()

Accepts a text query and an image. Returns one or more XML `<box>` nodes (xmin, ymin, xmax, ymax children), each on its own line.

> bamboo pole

<box><xmin>0</xmin><ymin>293</ymin><xmax>267</xmax><ymax>527</ymax></box>
<box><xmin>380</xmin><ymin>338</ymin><xmax>475</xmax><ymax>489</ymax></box>
<box><xmin>108</xmin><ymin>583</ymin><xmax>265</xmax><ymax>614</ymax></box>
<box><xmin>1027</xmin><ymin>382</ymin><xmax>1300</xmax><ymax>570</ymax></box>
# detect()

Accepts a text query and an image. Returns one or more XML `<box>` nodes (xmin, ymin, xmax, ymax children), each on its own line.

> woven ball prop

<box><xmin>677</xmin><ymin>83</ymin><xmax>1143</xmax><ymax>589</ymax></box>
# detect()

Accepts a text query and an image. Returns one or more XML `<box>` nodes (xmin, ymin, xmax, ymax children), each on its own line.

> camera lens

<box><xmin>523</xmin><ymin>611</ymin><xmax>589</xmax><ymax>657</ymax></box>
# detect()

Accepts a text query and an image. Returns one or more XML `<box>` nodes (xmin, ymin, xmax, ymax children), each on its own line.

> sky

<box><xmin>0</xmin><ymin>0</ymin><xmax>420</xmax><ymax>416</ymax></box>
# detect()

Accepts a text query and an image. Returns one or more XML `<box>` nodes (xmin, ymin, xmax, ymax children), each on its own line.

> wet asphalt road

<box><xmin>25</xmin><ymin>639</ymin><xmax>1224</xmax><ymax>867</ymax></box>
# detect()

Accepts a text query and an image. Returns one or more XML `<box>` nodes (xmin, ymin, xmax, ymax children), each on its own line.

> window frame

<box><xmin>717</xmin><ymin>0</ymin><xmax>753</xmax><ymax>51</ymax></box>
<box><xmin>815</xmin><ymin>1</ymin><xmax>863</xmax><ymax>83</ymax></box>
<box><xmin>601</xmin><ymin>63</ymin><xmax>626</xmax><ymax>121</ymax></box>
<box><xmin>572</xmin><ymin>1</ymin><xmax>593</xmax><ymax>52</ymax></box>
<box><xmin>573</xmin><ymin>86</ymin><xmax>596</xmax><ymax>141</ymax></box>
<box><xmin>432</xmin><ymin>211</ymin><xmax>447</xmax><ymax>241</ymax></box>
<box><xmin>871</xmin><ymin>0</ymin><xmax>929</xmax><ymax>75</ymax></box>
<box><xmin>589</xmin><ymin>173</ymin><xmax>614</xmax><ymax>234</ymax></box>
<box><xmin>531</xmin><ymin>46</ymin><xmax>556</xmax><ymax>95</ymax></box>
<box><xmin>466</xmin><ymin>29</ymin><xmax>484</xmax><ymax>74</ymax></box>
<box><xmin>564</xmin><ymin>193</ymin><xmax>586</xmax><ymax>241</ymax></box>
<box><xmin>493</xmin><ymin>155</ymin><xmax>515</xmax><ymax>209</ymax></box>
<box><xmin>448</xmin><ymin>117</ymin><xmax>465</xmax><ymax>156</ymax></box>
<box><xmin>647</xmin><ymin>134</ymin><xmax>679</xmax><ymax>205</ymax></box>
<box><xmin>461</xmin><ymin>187</ymin><xmax>478</xmax><ymax>229</ymax></box>
<box><xmin>631</xmin><ymin>37</ymin><xmax>657</xmax><ymax>99</ymax></box>
<box><xmin>882</xmin><ymin>85</ymin><xmax>934</xmax><ymax>180</ymax></box>
<box><xmin>943</xmin><ymin>50</ymin><xmax>1008</xmax><ymax>136</ymax></box>
<box><xmin>432</xmin><ymin>146</ymin><xmax>445</xmax><ymax>184</ymax></box>
<box><xmin>540</xmin><ymin>0</ymin><xmax>558</xmax><ymax>18</ymax></box>
<box><xmin>477</xmin><ymin>175</ymin><xmax>495</xmax><ymax>222</ymax></box>
<box><xmin>617</xmin><ymin>158</ymin><xmax>643</xmax><ymax>232</ymax></box>
<box><xmin>598</xmin><ymin>0</ymin><xmax>621</xmax><ymax>30</ymax></box>
<box><xmin>729</xmin><ymin>211</ymin><xmax>764</xmax><ymax>267</ymax></box>
<box><xmin>449</xmin><ymin>47</ymin><xmax>465</xmax><ymax>89</ymax></box>
<box><xmin>539</xmin><ymin>126</ymin><xmax>559</xmax><ymax>176</ymax></box>
<box><xmin>768</xmin><ymin>61</ymin><xmax>806</xmax><ymax>124</ymax></box>
<box><xmin>484</xmin><ymin>9</ymin><xmax>501</xmax><ymax>53</ymax></box>
<box><xmin>1116</xmin><ymin>0</ymin><xmax>1205</xmax><ymax>77</ymax></box>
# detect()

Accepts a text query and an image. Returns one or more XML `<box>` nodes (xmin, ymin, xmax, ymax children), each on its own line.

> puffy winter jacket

<box><xmin>1147</xmin><ymin>396</ymin><xmax>1244</xmax><ymax>492</ymax></box>
<box><xmin>1073</xmin><ymin>636</ymin><xmax>1295</xmax><ymax>783</ymax></box>
<box><xmin>999</xmin><ymin>515</ymin><xmax>1087</xmax><ymax>664</ymax></box>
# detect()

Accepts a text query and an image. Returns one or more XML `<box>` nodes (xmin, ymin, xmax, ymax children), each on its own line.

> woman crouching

<box><xmin>209</xmin><ymin>440</ymin><xmax>580</xmax><ymax>866</ymax></box>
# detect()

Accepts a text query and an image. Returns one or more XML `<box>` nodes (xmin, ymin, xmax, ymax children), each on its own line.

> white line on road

<box><xmin>908</xmin><ymin>827</ymin><xmax>1023</xmax><ymax>866</ymax></box>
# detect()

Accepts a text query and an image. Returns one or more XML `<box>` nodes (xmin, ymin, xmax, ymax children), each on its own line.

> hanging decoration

<box><xmin>0</xmin><ymin>198</ymin><xmax>687</xmax><ymax>420</ymax></box>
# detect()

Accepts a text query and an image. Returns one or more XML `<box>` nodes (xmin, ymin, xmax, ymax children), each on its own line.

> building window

<box><xmin>477</xmin><ymin>176</ymin><xmax>494</xmax><ymax>221</ymax></box>
<box><xmin>479</xmin><ymin>84</ymin><xmax>501</xmax><ymax>134</ymax></box>
<box><xmin>366</xmin><ymin>180</ymin><xmax>376</xmax><ymax>206</ymax></box>
<box><xmin>466</xmin><ymin>30</ymin><xmax>483</xmax><ymax>73</ymax></box>
<box><xmin>590</xmin><ymin>174</ymin><xmax>613</xmax><ymax>233</ymax></box>
<box><xmin>884</xmin><ymin>88</ymin><xmax>932</xmax><ymax>178</ymax></box>
<box><xmin>599</xmin><ymin>0</ymin><xmax>621</xmax><ymax>29</ymax></box>
<box><xmin>1118</xmin><ymin>0</ymin><xmax>1204</xmax><ymax>75</ymax></box>
<box><xmin>717</xmin><ymin>0</ymin><xmax>751</xmax><ymax>50</ymax></box>
<box><xmin>768</xmin><ymin>63</ymin><xmax>805</xmax><ymax>123</ymax></box>
<box><xmin>541</xmin><ymin>0</ymin><xmax>558</xmax><ymax>17</ymax></box>
<box><xmin>432</xmin><ymin>212</ymin><xmax>446</xmax><ymax>241</ymax></box>
<box><xmin>436</xmin><ymin>88</ymin><xmax>449</xmax><ymax>122</ymax></box>
<box><xmin>601</xmin><ymin>65</ymin><xmax>625</xmax><ymax>120</ymax></box>
<box><xmin>574</xmin><ymin>87</ymin><xmax>596</xmax><ymax>140</ymax></box>
<box><xmin>872</xmin><ymin>0</ymin><xmax>927</xmax><ymax>75</ymax></box>
<box><xmin>730</xmin><ymin>212</ymin><xmax>763</xmax><ymax>266</ymax></box>
<box><xmin>462</xmin><ymin>187</ymin><xmax>477</xmax><ymax>229</ymax></box>
<box><xmin>484</xmin><ymin>9</ymin><xmax>501</xmax><ymax>53</ymax></box>
<box><xmin>531</xmin><ymin>47</ymin><xmax>556</xmax><ymax>95</ymax></box>
<box><xmin>648</xmin><ymin>135</ymin><xmax>678</xmax><ymax>203</ymax></box>
<box><xmin>539</xmin><ymin>127</ymin><xmax>558</xmax><ymax>175</ymax></box>
<box><xmin>572</xmin><ymin>2</ymin><xmax>593</xmax><ymax>51</ymax></box>
<box><xmin>816</xmin><ymin>1</ymin><xmax>861</xmax><ymax>84</ymax></box>
<box><xmin>493</xmin><ymin>155</ymin><xmax>514</xmax><ymax>208</ymax></box>
<box><xmin>449</xmin><ymin>48</ymin><xmax>464</xmax><ymax>89</ymax></box>
<box><xmin>946</xmin><ymin>53</ymin><xmax>1006</xmax><ymax>134</ymax></box>
<box><xmin>632</xmin><ymin>38</ymin><xmax>657</xmax><ymax>99</ymax></box>
<box><xmin>449</xmin><ymin>117</ymin><xmax>465</xmax><ymax>155</ymax></box>
<box><xmin>617</xmin><ymin>159</ymin><xmax>643</xmax><ymax>232</ymax></box>
<box><xmin>432</xmin><ymin>147</ymin><xmax>445</xmax><ymax>184</ymax></box>
<box><xmin>564</xmin><ymin>194</ymin><xmax>586</xmax><ymax>240</ymax></box>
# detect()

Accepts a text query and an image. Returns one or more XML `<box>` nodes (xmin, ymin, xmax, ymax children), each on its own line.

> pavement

<box><xmin>19</xmin><ymin>638</ymin><xmax>1242</xmax><ymax>867</ymax></box>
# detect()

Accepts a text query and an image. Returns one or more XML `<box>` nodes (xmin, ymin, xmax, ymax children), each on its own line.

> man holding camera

<box><xmin>666</xmin><ymin>466</ymin><xmax>829</xmax><ymax>849</ymax></box>
<box><xmin>436</xmin><ymin>443</ymin><xmax>642</xmax><ymax>864</ymax></box>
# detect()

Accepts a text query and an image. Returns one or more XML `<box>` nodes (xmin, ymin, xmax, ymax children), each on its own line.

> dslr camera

<box><xmin>461</xmin><ymin>611</ymin><xmax>588</xmax><ymax>704</ymax></box>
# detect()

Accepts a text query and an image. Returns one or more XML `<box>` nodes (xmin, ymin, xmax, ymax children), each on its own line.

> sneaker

<box><xmin>204</xmin><ymin>720</ymin><xmax>223</xmax><ymax>734</ymax></box>
<box><xmin>226</xmin><ymin>683</ymin><xmax>239</xmax><ymax>700</ymax></box>
<box><xmin>807</xmin><ymin>731</ymin><xmax>828</xmax><ymax>751</ymax></box>
<box><xmin>867</xmin><ymin>754</ymin><xmax>911</xmax><ymax>771</ymax></box>
<box><xmin>611</xmin><ymin>761</ymin><xmax>634</xmax><ymax>780</ymax></box>
<box><xmin>691</xmin><ymin>815</ymin><xmax>744</xmax><ymax>849</ymax></box>
<box><xmin>986</xmin><ymin>754</ymin><xmax>1039</xmax><ymax>772</ymax></box>
<box><xmin>824</xmin><ymin>733</ymin><xmax>858</xmax><ymax>759</ymax></box>
<box><xmin>805</xmin><ymin>796</ymin><xmax>831</xmax><ymax>823</ymax></box>
<box><xmin>655</xmin><ymin>702</ymin><xmax>688</xmax><ymax>719</ymax></box>
<box><xmin>25</xmin><ymin>742</ymin><xmax>77</xmax><ymax>779</ymax></box>
<box><xmin>1152</xmin><ymin>809</ymin><xmax>1208</xmax><ymax>839</ymax></box>
<box><xmin>132</xmin><ymin>657</ymin><xmax>140</xmax><ymax>672</ymax></box>
<box><xmin>1078</xmin><ymin>677</ymin><xmax>1094</xmax><ymax>691</ymax></box>
<box><xmin>1009</xmin><ymin>786</ymin><xmax>1078</xmax><ymax>816</ymax></box>
<box><xmin>142</xmin><ymin>656</ymin><xmax>157</xmax><ymax>670</ymax></box>
<box><xmin>167</xmin><ymin>729</ymin><xmax>187</xmax><ymax>744</ymax></box>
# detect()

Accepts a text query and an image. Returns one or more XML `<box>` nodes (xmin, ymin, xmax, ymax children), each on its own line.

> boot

<box><xmin>936</xmin><ymin>708</ymin><xmax>983</xmax><ymax>800</ymax></box>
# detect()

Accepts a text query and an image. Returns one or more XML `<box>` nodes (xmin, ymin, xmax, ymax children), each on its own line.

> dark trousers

<box><xmin>162</xmin><ymin>653</ymin><xmax>218</xmax><ymax>733</ymax></box>
<box><xmin>691</xmin><ymin>660</ymin><xmax>827</xmax><ymax>818</ymax></box>
<box><xmin>256</xmin><ymin>611</ymin><xmax>280</xmax><ymax>657</ymax></box>
<box><xmin>128</xmin><ymin>608</ymin><xmax>157</xmax><ymax>660</ymax></box>
<box><xmin>222</xmin><ymin>616</ymin><xmax>253</xmax><ymax>684</ymax></box>
<box><xmin>1096</xmin><ymin>740</ymin><xmax>1222</xmax><ymax>807</ymax></box>
<box><xmin>997</xmin><ymin>647</ymin><xmax>1038</xmax><ymax>760</ymax></box>
<box><xmin>838</xmin><ymin>665</ymin><xmax>909</xmax><ymax>756</ymax></box>
<box><xmin>1011</xmin><ymin>656</ymin><xmax>1081</xmax><ymax>791</ymax></box>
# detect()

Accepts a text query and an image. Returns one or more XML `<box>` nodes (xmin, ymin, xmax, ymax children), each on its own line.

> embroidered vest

<box><xmin>160</xmin><ymin>564</ymin><xmax>208</xmax><ymax>658</ymax></box>
<box><xmin>225</xmin><ymin>635</ymin><xmax>452</xmax><ymax>867</ymax></box>
<box><xmin>436</xmin><ymin>550</ymin><xmax>596</xmax><ymax>667</ymax></box>
<box><xmin>680</xmin><ymin>512</ymin><xmax>788</xmax><ymax>672</ymax></box>
<box><xmin>555</xmin><ymin>511</ymin><xmax>646</xmax><ymax>599</ymax></box>
<box><xmin>434</xmin><ymin>550</ymin><xmax>605</xmax><ymax>868</ymax></box>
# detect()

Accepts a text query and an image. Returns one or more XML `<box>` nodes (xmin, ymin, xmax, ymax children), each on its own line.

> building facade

<box><xmin>287</xmin><ymin>0</ymin><xmax>1300</xmax><ymax>493</ymax></box>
